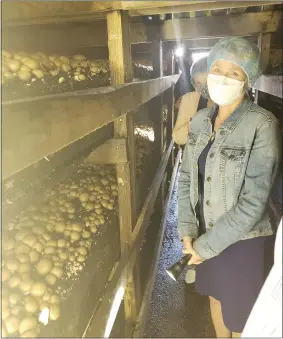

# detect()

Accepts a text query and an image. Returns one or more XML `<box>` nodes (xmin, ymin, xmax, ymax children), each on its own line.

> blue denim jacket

<box><xmin>178</xmin><ymin>97</ymin><xmax>281</xmax><ymax>260</ymax></box>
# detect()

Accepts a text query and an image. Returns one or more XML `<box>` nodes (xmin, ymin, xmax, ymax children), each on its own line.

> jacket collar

<box><xmin>204</xmin><ymin>96</ymin><xmax>253</xmax><ymax>132</ymax></box>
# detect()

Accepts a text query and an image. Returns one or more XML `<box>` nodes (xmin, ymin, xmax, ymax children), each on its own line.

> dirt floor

<box><xmin>144</xmin><ymin>179</ymin><xmax>215</xmax><ymax>338</ymax></box>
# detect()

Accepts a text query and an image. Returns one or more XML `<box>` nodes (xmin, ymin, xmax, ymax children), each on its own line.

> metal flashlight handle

<box><xmin>181</xmin><ymin>254</ymin><xmax>195</xmax><ymax>269</ymax></box>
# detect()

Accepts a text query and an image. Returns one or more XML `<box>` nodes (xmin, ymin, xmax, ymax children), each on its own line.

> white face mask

<box><xmin>207</xmin><ymin>73</ymin><xmax>245</xmax><ymax>106</ymax></box>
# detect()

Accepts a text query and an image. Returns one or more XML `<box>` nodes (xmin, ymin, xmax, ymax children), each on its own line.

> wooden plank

<box><xmin>254</xmin><ymin>75</ymin><xmax>282</xmax><ymax>99</ymax></box>
<box><xmin>128</xmin><ymin>1</ymin><xmax>281</xmax><ymax>16</ymax></box>
<box><xmin>161</xmin><ymin>11</ymin><xmax>281</xmax><ymax>41</ymax></box>
<box><xmin>133</xmin><ymin>148</ymin><xmax>182</xmax><ymax>338</ymax></box>
<box><xmin>83</xmin><ymin>140</ymin><xmax>173</xmax><ymax>338</ymax></box>
<box><xmin>3</xmin><ymin>1</ymin><xmax>281</xmax><ymax>25</ymax></box>
<box><xmin>122</xmin><ymin>1</ymin><xmax>192</xmax><ymax>10</ymax></box>
<box><xmin>255</xmin><ymin>32</ymin><xmax>271</xmax><ymax>103</ymax></box>
<box><xmin>269</xmin><ymin>49</ymin><xmax>283</xmax><ymax>69</ymax></box>
<box><xmin>2</xmin><ymin>75</ymin><xmax>179</xmax><ymax>180</ymax></box>
<box><xmin>84</xmin><ymin>138</ymin><xmax>127</xmax><ymax>165</ymax></box>
<box><xmin>2</xmin><ymin>124</ymin><xmax>113</xmax><ymax>225</ymax></box>
<box><xmin>3</xmin><ymin>1</ymin><xmax>189</xmax><ymax>21</ymax></box>
<box><xmin>92</xmin><ymin>36</ymin><xmax>260</xmax><ymax>61</ymax></box>
<box><xmin>152</xmin><ymin>40</ymin><xmax>163</xmax><ymax>79</ymax></box>
<box><xmin>2</xmin><ymin>1</ymin><xmax>109</xmax><ymax>24</ymax></box>
<box><xmin>258</xmin><ymin>33</ymin><xmax>272</xmax><ymax>72</ymax></box>
<box><xmin>1</xmin><ymin>1</ymin><xmax>195</xmax><ymax>24</ymax></box>
<box><xmin>3</xmin><ymin>12</ymin><xmax>279</xmax><ymax>50</ymax></box>
<box><xmin>2</xmin><ymin>20</ymin><xmax>108</xmax><ymax>52</ymax></box>
<box><xmin>107</xmin><ymin>10</ymin><xmax>139</xmax><ymax>337</ymax></box>
<box><xmin>151</xmin><ymin>38</ymin><xmax>165</xmax><ymax>215</ymax></box>
<box><xmin>167</xmin><ymin>51</ymin><xmax>176</xmax><ymax>172</ymax></box>
<box><xmin>164</xmin><ymin>84</ymin><xmax>175</xmax><ymax>179</ymax></box>
<box><xmin>2</xmin><ymin>18</ymin><xmax>146</xmax><ymax>52</ymax></box>
<box><xmin>151</xmin><ymin>40</ymin><xmax>164</xmax><ymax>157</ymax></box>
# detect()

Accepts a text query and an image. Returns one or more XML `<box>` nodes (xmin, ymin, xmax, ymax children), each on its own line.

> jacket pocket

<box><xmin>219</xmin><ymin>148</ymin><xmax>246</xmax><ymax>211</ymax></box>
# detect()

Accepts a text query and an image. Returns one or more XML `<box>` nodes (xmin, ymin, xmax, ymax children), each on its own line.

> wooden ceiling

<box><xmin>2</xmin><ymin>1</ymin><xmax>281</xmax><ymax>26</ymax></box>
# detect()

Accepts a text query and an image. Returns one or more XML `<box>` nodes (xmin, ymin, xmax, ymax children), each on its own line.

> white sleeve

<box><xmin>242</xmin><ymin>220</ymin><xmax>282</xmax><ymax>338</ymax></box>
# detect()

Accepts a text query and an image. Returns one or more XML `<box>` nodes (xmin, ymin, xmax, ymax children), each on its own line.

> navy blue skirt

<box><xmin>195</xmin><ymin>236</ymin><xmax>275</xmax><ymax>333</ymax></box>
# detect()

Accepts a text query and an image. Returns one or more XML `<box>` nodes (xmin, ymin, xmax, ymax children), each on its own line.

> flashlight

<box><xmin>166</xmin><ymin>254</ymin><xmax>195</xmax><ymax>281</ymax></box>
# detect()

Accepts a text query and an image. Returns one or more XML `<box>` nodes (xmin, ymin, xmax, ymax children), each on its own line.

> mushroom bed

<box><xmin>2</xmin><ymin>130</ymin><xmax>158</xmax><ymax>338</ymax></box>
<box><xmin>1</xmin><ymin>50</ymin><xmax>153</xmax><ymax>100</ymax></box>
<box><xmin>2</xmin><ymin>164</ymin><xmax>119</xmax><ymax>338</ymax></box>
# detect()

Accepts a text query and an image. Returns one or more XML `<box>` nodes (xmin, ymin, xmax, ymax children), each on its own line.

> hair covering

<box><xmin>190</xmin><ymin>56</ymin><xmax>208</xmax><ymax>87</ymax></box>
<box><xmin>190</xmin><ymin>56</ymin><xmax>210</xmax><ymax>99</ymax></box>
<box><xmin>207</xmin><ymin>37</ymin><xmax>262</xmax><ymax>87</ymax></box>
<box><xmin>174</xmin><ymin>47</ymin><xmax>194</xmax><ymax>98</ymax></box>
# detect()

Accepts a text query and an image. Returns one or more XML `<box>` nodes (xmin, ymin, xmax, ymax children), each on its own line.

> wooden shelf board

<box><xmin>2</xmin><ymin>1</ymin><xmax>281</xmax><ymax>26</ymax></box>
<box><xmin>3</xmin><ymin>75</ymin><xmax>179</xmax><ymax>181</ymax></box>
<box><xmin>254</xmin><ymin>75</ymin><xmax>283</xmax><ymax>98</ymax></box>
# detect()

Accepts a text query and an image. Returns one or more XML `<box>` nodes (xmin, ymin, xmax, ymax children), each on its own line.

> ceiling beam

<box><xmin>2</xmin><ymin>1</ymin><xmax>281</xmax><ymax>26</ymax></box>
<box><xmin>2</xmin><ymin>11</ymin><xmax>280</xmax><ymax>52</ymax></box>
<box><xmin>161</xmin><ymin>10</ymin><xmax>281</xmax><ymax>41</ymax></box>
<box><xmin>128</xmin><ymin>1</ymin><xmax>281</xmax><ymax>16</ymax></box>
<box><xmin>1</xmin><ymin>1</ymin><xmax>196</xmax><ymax>25</ymax></box>
<box><xmin>132</xmin><ymin>36</ymin><xmax>258</xmax><ymax>54</ymax></box>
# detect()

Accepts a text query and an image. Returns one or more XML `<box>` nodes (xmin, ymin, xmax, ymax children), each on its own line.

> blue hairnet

<box><xmin>207</xmin><ymin>37</ymin><xmax>262</xmax><ymax>87</ymax></box>
<box><xmin>190</xmin><ymin>56</ymin><xmax>208</xmax><ymax>88</ymax></box>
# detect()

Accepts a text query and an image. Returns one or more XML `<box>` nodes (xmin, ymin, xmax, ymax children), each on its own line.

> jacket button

<box><xmin>207</xmin><ymin>177</ymin><xmax>211</xmax><ymax>182</ymax></box>
<box><xmin>209</xmin><ymin>153</ymin><xmax>214</xmax><ymax>158</ymax></box>
<box><xmin>208</xmin><ymin>222</ymin><xmax>213</xmax><ymax>227</ymax></box>
<box><xmin>220</xmin><ymin>130</ymin><xmax>225</xmax><ymax>135</ymax></box>
<box><xmin>206</xmin><ymin>200</ymin><xmax>210</xmax><ymax>206</ymax></box>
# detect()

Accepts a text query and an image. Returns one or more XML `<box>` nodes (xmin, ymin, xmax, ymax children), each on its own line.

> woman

<box><xmin>174</xmin><ymin>47</ymin><xmax>194</xmax><ymax>112</ymax></box>
<box><xmin>173</xmin><ymin>56</ymin><xmax>214</xmax><ymax>145</ymax></box>
<box><xmin>178</xmin><ymin>37</ymin><xmax>281</xmax><ymax>337</ymax></box>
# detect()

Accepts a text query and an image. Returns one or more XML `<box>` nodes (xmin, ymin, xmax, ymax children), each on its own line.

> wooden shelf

<box><xmin>2</xmin><ymin>124</ymin><xmax>113</xmax><ymax>224</ymax></box>
<box><xmin>83</xmin><ymin>140</ymin><xmax>173</xmax><ymax>338</ymax></box>
<box><xmin>3</xmin><ymin>75</ymin><xmax>179</xmax><ymax>180</ymax></box>
<box><xmin>40</xmin><ymin>213</ymin><xmax>120</xmax><ymax>338</ymax></box>
<box><xmin>254</xmin><ymin>75</ymin><xmax>283</xmax><ymax>98</ymax></box>
<box><xmin>3</xmin><ymin>11</ymin><xmax>281</xmax><ymax>50</ymax></box>
<box><xmin>3</xmin><ymin>1</ymin><xmax>281</xmax><ymax>337</ymax></box>
<box><xmin>2</xmin><ymin>1</ymin><xmax>280</xmax><ymax>26</ymax></box>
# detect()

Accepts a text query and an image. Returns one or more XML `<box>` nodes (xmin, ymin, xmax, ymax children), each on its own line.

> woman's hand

<box><xmin>182</xmin><ymin>236</ymin><xmax>203</xmax><ymax>265</ymax></box>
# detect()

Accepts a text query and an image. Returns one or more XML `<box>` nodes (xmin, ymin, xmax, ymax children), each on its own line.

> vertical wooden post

<box><xmin>152</xmin><ymin>40</ymin><xmax>163</xmax><ymax>79</ymax></box>
<box><xmin>166</xmin><ymin>50</ymin><xmax>175</xmax><ymax>179</ymax></box>
<box><xmin>255</xmin><ymin>33</ymin><xmax>271</xmax><ymax>104</ymax></box>
<box><xmin>107</xmin><ymin>10</ymin><xmax>140</xmax><ymax>336</ymax></box>
<box><xmin>150</xmin><ymin>38</ymin><xmax>164</xmax><ymax>213</ymax></box>
<box><xmin>258</xmin><ymin>33</ymin><xmax>271</xmax><ymax>73</ymax></box>
<box><xmin>151</xmin><ymin>39</ymin><xmax>164</xmax><ymax>158</ymax></box>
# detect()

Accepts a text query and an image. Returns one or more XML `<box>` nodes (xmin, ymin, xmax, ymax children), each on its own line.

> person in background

<box><xmin>174</xmin><ymin>47</ymin><xmax>194</xmax><ymax>112</ymax></box>
<box><xmin>172</xmin><ymin>56</ymin><xmax>214</xmax><ymax>146</ymax></box>
<box><xmin>178</xmin><ymin>37</ymin><xmax>281</xmax><ymax>338</ymax></box>
<box><xmin>242</xmin><ymin>218</ymin><xmax>282</xmax><ymax>338</ymax></box>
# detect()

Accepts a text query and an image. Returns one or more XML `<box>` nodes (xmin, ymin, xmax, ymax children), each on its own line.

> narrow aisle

<box><xmin>144</xmin><ymin>179</ymin><xmax>215</xmax><ymax>338</ymax></box>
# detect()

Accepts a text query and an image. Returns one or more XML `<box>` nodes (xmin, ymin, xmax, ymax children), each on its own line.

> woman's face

<box><xmin>193</xmin><ymin>72</ymin><xmax>210</xmax><ymax>99</ymax></box>
<box><xmin>209</xmin><ymin>60</ymin><xmax>247</xmax><ymax>83</ymax></box>
<box><xmin>193</xmin><ymin>72</ymin><xmax>208</xmax><ymax>89</ymax></box>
